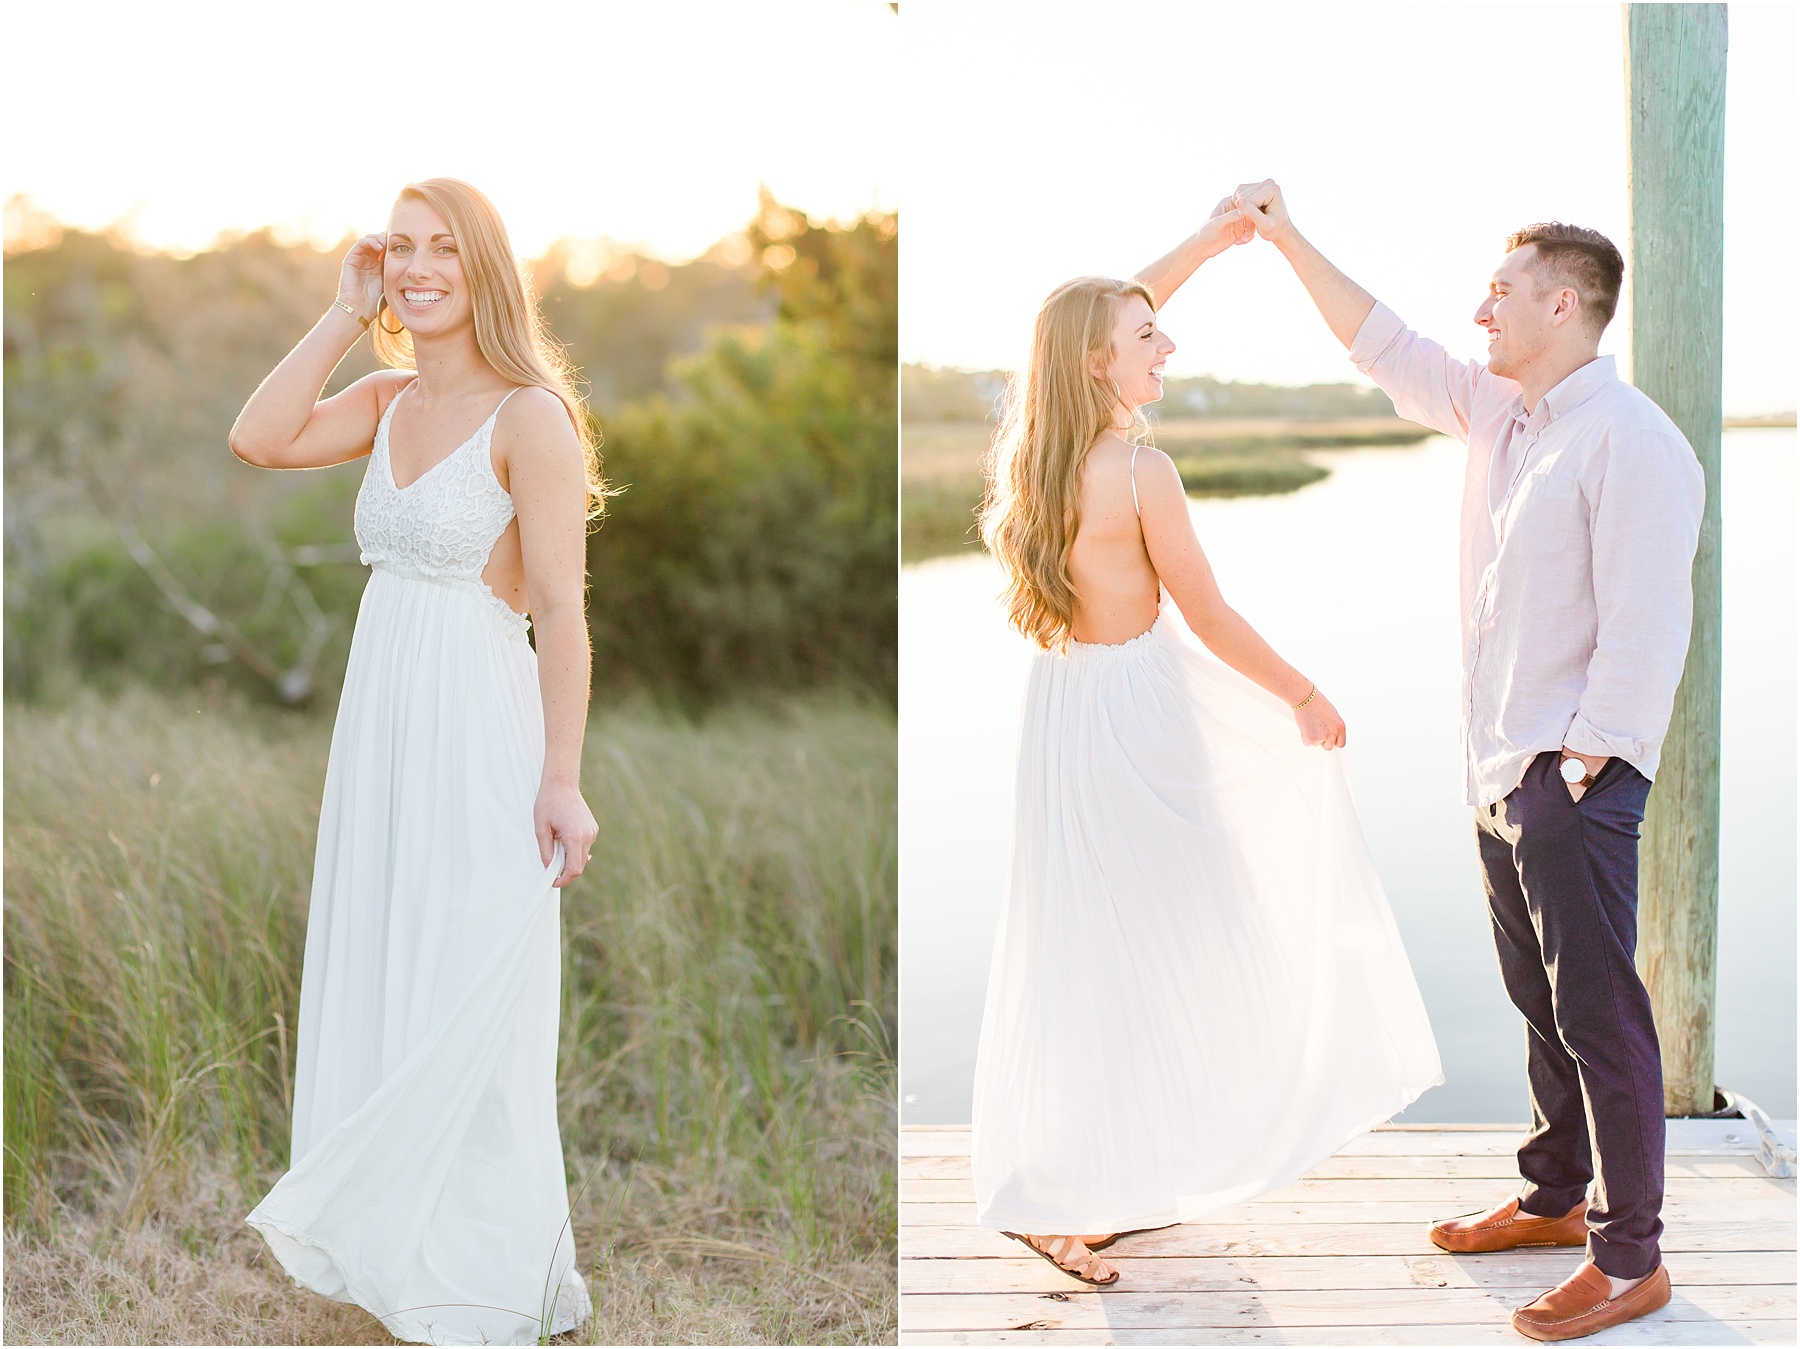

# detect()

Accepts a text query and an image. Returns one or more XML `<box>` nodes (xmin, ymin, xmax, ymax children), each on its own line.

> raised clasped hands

<box><xmin>1194</xmin><ymin>180</ymin><xmax>1296</xmax><ymax>261</ymax></box>
<box><xmin>1195</xmin><ymin>195</ymin><xmax>1256</xmax><ymax>259</ymax></box>
<box><xmin>1231</xmin><ymin>179</ymin><xmax>1294</xmax><ymax>245</ymax></box>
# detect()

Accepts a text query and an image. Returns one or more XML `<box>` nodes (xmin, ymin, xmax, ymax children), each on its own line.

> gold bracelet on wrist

<box><xmin>1293</xmin><ymin>683</ymin><xmax>1318</xmax><ymax>710</ymax></box>
<box><xmin>332</xmin><ymin>298</ymin><xmax>372</xmax><ymax>330</ymax></box>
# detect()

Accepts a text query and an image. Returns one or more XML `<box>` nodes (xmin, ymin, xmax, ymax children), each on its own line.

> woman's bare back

<box><xmin>1067</xmin><ymin>434</ymin><xmax>1161</xmax><ymax>645</ymax></box>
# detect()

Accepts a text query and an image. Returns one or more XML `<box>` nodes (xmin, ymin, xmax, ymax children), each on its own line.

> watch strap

<box><xmin>1559</xmin><ymin>751</ymin><xmax>1597</xmax><ymax>788</ymax></box>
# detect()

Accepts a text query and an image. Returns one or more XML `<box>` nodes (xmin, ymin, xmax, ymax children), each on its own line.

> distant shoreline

<box><xmin>902</xmin><ymin>416</ymin><xmax>1437</xmax><ymax>564</ymax></box>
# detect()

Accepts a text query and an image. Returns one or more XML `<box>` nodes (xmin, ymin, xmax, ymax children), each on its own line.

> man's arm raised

<box><xmin>1238</xmin><ymin>179</ymin><xmax>1484</xmax><ymax>444</ymax></box>
<box><xmin>1234</xmin><ymin>179</ymin><xmax>1376</xmax><ymax>349</ymax></box>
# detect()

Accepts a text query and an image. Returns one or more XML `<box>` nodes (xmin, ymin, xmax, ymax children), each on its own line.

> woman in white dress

<box><xmin>970</xmin><ymin>203</ymin><xmax>1442</xmax><ymax>1285</ymax></box>
<box><xmin>228</xmin><ymin>179</ymin><xmax>599</xmax><ymax>1344</ymax></box>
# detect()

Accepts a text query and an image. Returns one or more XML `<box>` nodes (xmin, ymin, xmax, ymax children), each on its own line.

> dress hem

<box><xmin>246</xmin><ymin>1216</ymin><xmax>589</xmax><ymax>1345</ymax></box>
<box><xmin>975</xmin><ymin>1070</ymin><xmax>1447</xmax><ymax>1236</ymax></box>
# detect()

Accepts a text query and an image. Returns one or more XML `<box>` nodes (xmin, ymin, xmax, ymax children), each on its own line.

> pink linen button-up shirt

<box><xmin>1349</xmin><ymin>302</ymin><xmax>1705</xmax><ymax>807</ymax></box>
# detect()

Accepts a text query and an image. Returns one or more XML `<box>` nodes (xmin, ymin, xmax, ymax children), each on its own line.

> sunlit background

<box><xmin>4</xmin><ymin>0</ymin><xmax>896</xmax><ymax>259</ymax></box>
<box><xmin>897</xmin><ymin>1</ymin><xmax>1796</xmax><ymax>1132</ymax></box>
<box><xmin>3</xmin><ymin>5</ymin><xmax>900</xmax><ymax>1339</ymax></box>
<box><xmin>900</xmin><ymin>0</ymin><xmax>1795</xmax><ymax>416</ymax></box>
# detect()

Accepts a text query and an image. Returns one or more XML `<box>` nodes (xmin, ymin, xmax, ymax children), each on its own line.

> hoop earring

<box><xmin>378</xmin><ymin>310</ymin><xmax>406</xmax><ymax>336</ymax></box>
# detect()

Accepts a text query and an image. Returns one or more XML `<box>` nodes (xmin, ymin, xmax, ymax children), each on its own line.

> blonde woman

<box><xmin>969</xmin><ymin>203</ymin><xmax>1442</xmax><ymax>1286</ymax></box>
<box><xmin>230</xmin><ymin>179</ymin><xmax>598</xmax><ymax>1344</ymax></box>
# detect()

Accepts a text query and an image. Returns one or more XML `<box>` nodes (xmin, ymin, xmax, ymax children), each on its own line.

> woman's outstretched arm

<box><xmin>1134</xmin><ymin>446</ymin><xmax>1347</xmax><ymax>749</ymax></box>
<box><xmin>229</xmin><ymin>234</ymin><xmax>405</xmax><ymax>470</ymax></box>
<box><xmin>1132</xmin><ymin>198</ymin><xmax>1253</xmax><ymax>310</ymax></box>
<box><xmin>504</xmin><ymin>388</ymin><xmax>600</xmax><ymax>887</ymax></box>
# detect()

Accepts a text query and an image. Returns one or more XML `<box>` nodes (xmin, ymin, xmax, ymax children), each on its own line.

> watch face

<box><xmin>1561</xmin><ymin>757</ymin><xmax>1587</xmax><ymax>784</ymax></box>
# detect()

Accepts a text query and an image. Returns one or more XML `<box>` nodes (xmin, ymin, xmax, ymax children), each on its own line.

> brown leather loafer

<box><xmin>1428</xmin><ymin>1196</ymin><xmax>1587</xmax><ymax>1252</ymax></box>
<box><xmin>1511</xmin><ymin>1261</ymin><xmax>1671</xmax><ymax>1341</ymax></box>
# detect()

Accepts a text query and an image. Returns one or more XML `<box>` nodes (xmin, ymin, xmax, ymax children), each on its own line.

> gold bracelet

<box><xmin>1293</xmin><ymin>683</ymin><xmax>1318</xmax><ymax>709</ymax></box>
<box><xmin>332</xmin><ymin>298</ymin><xmax>372</xmax><ymax>330</ymax></box>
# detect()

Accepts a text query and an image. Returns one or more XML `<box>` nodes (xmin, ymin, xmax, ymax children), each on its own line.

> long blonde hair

<box><xmin>373</xmin><ymin>177</ymin><xmax>611</xmax><ymax>518</ymax></box>
<box><xmin>978</xmin><ymin>276</ymin><xmax>1154</xmax><ymax>649</ymax></box>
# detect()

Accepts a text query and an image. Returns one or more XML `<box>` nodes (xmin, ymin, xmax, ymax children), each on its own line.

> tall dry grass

<box><xmin>3</xmin><ymin>686</ymin><xmax>896</xmax><ymax>1344</ymax></box>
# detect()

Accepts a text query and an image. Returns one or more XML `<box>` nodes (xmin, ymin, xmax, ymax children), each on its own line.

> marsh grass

<box><xmin>3</xmin><ymin>686</ymin><xmax>896</xmax><ymax>1345</ymax></box>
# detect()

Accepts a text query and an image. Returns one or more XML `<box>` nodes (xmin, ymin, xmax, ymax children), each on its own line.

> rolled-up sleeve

<box><xmin>1563</xmin><ymin>429</ymin><xmax>1706</xmax><ymax>775</ymax></box>
<box><xmin>1349</xmin><ymin>302</ymin><xmax>1488</xmax><ymax>444</ymax></box>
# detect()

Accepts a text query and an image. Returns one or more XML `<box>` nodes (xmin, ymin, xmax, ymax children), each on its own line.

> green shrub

<box><xmin>4</xmin><ymin>480</ymin><xmax>365</xmax><ymax>706</ymax></box>
<box><xmin>4</xmin><ymin>203</ymin><xmax>896</xmax><ymax>709</ymax></box>
<box><xmin>589</xmin><ymin>321</ymin><xmax>895</xmax><ymax>702</ymax></box>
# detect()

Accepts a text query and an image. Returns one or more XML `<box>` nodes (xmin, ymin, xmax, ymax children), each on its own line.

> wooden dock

<box><xmin>900</xmin><ymin>1121</ymin><xmax>1796</xmax><ymax>1344</ymax></box>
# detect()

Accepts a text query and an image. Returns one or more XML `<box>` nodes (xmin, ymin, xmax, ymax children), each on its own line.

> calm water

<box><xmin>899</xmin><ymin>428</ymin><xmax>1795</xmax><ymax>1125</ymax></box>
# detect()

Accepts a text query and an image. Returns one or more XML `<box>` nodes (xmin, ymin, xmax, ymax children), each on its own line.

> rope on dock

<box><xmin>1734</xmin><ymin>1094</ymin><xmax>1797</xmax><ymax>1178</ymax></box>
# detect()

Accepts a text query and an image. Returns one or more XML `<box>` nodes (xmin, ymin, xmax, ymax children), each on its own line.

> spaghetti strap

<box><xmin>492</xmin><ymin>384</ymin><xmax>525</xmax><ymax>419</ymax></box>
<box><xmin>1129</xmin><ymin>443</ymin><xmax>1142</xmax><ymax>517</ymax></box>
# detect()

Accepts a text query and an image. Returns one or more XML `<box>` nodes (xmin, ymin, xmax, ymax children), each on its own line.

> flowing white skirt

<box><xmin>971</xmin><ymin>604</ymin><xmax>1442</xmax><ymax>1236</ymax></box>
<box><xmin>247</xmin><ymin>566</ymin><xmax>590</xmax><ymax>1346</ymax></box>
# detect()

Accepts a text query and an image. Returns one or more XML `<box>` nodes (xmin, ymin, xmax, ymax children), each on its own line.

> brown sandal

<box><xmin>1002</xmin><ymin>1231</ymin><xmax>1121</xmax><ymax>1286</ymax></box>
<box><xmin>1080</xmin><ymin>1217</ymin><xmax>1166</xmax><ymax>1253</ymax></box>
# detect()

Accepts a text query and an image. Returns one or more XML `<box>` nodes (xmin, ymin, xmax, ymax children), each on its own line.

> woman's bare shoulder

<box><xmin>1130</xmin><ymin>442</ymin><xmax>1176</xmax><ymax>472</ymax></box>
<box><xmin>1086</xmin><ymin>429</ymin><xmax>1135</xmax><ymax>459</ymax></box>
<box><xmin>363</xmin><ymin>368</ymin><xmax>417</xmax><ymax>417</ymax></box>
<box><xmin>493</xmin><ymin>386</ymin><xmax>582</xmax><ymax>491</ymax></box>
<box><xmin>497</xmin><ymin>385</ymin><xmax>574</xmax><ymax>434</ymax></box>
<box><xmin>1130</xmin><ymin>443</ymin><xmax>1183</xmax><ymax>496</ymax></box>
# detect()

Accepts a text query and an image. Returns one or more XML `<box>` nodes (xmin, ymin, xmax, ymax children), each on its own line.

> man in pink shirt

<box><xmin>1234</xmin><ymin>180</ymin><xmax>1703</xmax><ymax>1342</ymax></box>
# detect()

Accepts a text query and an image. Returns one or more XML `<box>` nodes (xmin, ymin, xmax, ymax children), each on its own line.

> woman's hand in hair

<box><xmin>337</xmin><ymin>234</ymin><xmax>386</xmax><ymax>323</ymax></box>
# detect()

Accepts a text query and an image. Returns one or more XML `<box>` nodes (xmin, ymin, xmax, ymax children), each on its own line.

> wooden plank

<box><xmin>898</xmin><ymin>1320</ymin><xmax>1799</xmax><ymax>1345</ymax></box>
<box><xmin>898</xmin><ymin>1283</ymin><xmax>1794</xmax><ymax>1331</ymax></box>
<box><xmin>902</xmin><ymin>1198</ymin><xmax>1793</xmax><ymax>1228</ymax></box>
<box><xmin>900</xmin><ymin>1122</ymin><xmax>1796</xmax><ymax>1344</ymax></box>
<box><xmin>902</xmin><ymin>1123</ymin><xmax>1783</xmax><ymax>1156</ymax></box>
<box><xmin>904</xmin><ymin>1131</ymin><xmax>973</xmax><ymax>1157</ymax></box>
<box><xmin>901</xmin><ymin>1175</ymin><xmax>1792</xmax><ymax>1204</ymax></box>
<box><xmin>901</xmin><ymin>1250</ymin><xmax>1798</xmax><ymax>1294</ymax></box>
<box><xmin>1335</xmin><ymin>1131</ymin><xmax>1763</xmax><ymax>1158</ymax></box>
<box><xmin>902</xmin><ymin>1221</ymin><xmax>1796</xmax><ymax>1259</ymax></box>
<box><xmin>902</xmin><ymin>1152</ymin><xmax>1773</xmax><ymax>1182</ymax></box>
<box><xmin>1367</xmin><ymin>1124</ymin><xmax>1531</xmax><ymax>1132</ymax></box>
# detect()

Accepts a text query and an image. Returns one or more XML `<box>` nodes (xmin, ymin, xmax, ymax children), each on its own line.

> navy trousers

<box><xmin>1476</xmin><ymin>750</ymin><xmax>1664</xmax><ymax>1279</ymax></box>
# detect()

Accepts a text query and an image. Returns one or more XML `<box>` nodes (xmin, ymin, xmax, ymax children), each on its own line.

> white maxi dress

<box><xmin>247</xmin><ymin>381</ymin><xmax>591</xmax><ymax>1345</ymax></box>
<box><xmin>971</xmin><ymin>494</ymin><xmax>1443</xmax><ymax>1237</ymax></box>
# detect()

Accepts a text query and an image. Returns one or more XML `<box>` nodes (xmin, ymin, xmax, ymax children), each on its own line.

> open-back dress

<box><xmin>970</xmin><ymin>449</ymin><xmax>1443</xmax><ymax>1237</ymax></box>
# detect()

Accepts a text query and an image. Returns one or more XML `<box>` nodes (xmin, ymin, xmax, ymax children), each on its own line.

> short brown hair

<box><xmin>1504</xmin><ymin>222</ymin><xmax>1624</xmax><ymax>332</ymax></box>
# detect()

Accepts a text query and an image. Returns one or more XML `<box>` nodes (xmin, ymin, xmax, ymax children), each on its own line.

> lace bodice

<box><xmin>356</xmin><ymin>381</ymin><xmax>520</xmax><ymax>582</ymax></box>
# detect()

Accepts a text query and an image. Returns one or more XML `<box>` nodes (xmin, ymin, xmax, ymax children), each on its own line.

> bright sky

<box><xmin>900</xmin><ymin>2</ymin><xmax>1796</xmax><ymax>415</ymax></box>
<box><xmin>3</xmin><ymin>0</ymin><xmax>896</xmax><ymax>262</ymax></box>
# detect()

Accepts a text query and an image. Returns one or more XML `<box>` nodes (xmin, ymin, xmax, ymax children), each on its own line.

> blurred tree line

<box><xmin>3</xmin><ymin>192</ymin><xmax>896</xmax><ymax>706</ymax></box>
<box><xmin>901</xmin><ymin>362</ymin><xmax>1399</xmax><ymax>423</ymax></box>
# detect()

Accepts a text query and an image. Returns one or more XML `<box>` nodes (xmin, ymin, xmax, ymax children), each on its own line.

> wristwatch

<box><xmin>1560</xmin><ymin>752</ymin><xmax>1597</xmax><ymax>789</ymax></box>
